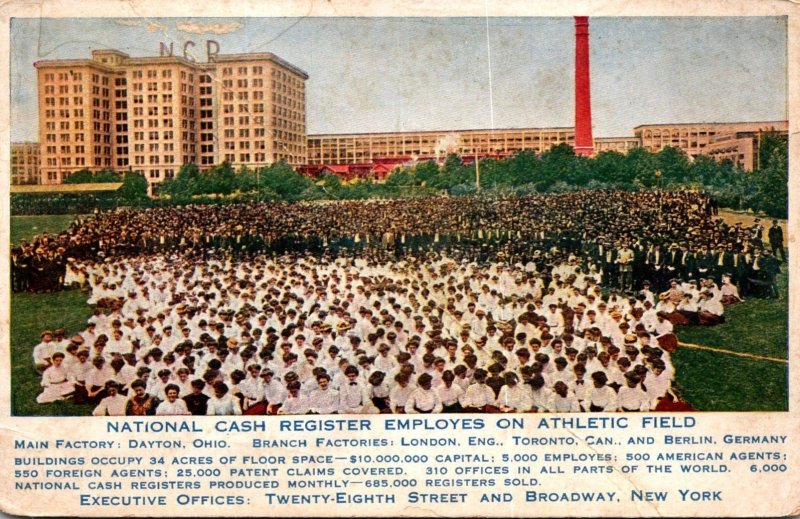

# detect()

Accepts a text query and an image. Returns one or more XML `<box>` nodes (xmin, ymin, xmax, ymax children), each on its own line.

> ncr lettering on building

<box><xmin>34</xmin><ymin>46</ymin><xmax>308</xmax><ymax>186</ymax></box>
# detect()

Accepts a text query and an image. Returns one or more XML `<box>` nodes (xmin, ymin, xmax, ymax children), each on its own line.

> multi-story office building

<box><xmin>32</xmin><ymin>49</ymin><xmax>786</xmax><ymax>185</ymax></box>
<box><xmin>10</xmin><ymin>142</ymin><xmax>40</xmax><ymax>185</ymax></box>
<box><xmin>35</xmin><ymin>49</ymin><xmax>308</xmax><ymax>185</ymax></box>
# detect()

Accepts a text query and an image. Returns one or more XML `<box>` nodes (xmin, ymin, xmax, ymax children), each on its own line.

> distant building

<box><xmin>11</xmin><ymin>142</ymin><xmax>40</xmax><ymax>185</ymax></box>
<box><xmin>35</xmin><ymin>48</ymin><xmax>307</xmax><ymax>186</ymax></box>
<box><xmin>593</xmin><ymin>137</ymin><xmax>641</xmax><ymax>154</ymax></box>
<box><xmin>703</xmin><ymin>127</ymin><xmax>788</xmax><ymax>172</ymax></box>
<box><xmin>633</xmin><ymin>121</ymin><xmax>788</xmax><ymax>162</ymax></box>
<box><xmin>31</xmin><ymin>48</ymin><xmax>787</xmax><ymax>185</ymax></box>
<box><xmin>307</xmin><ymin>127</ymin><xmax>577</xmax><ymax>166</ymax></box>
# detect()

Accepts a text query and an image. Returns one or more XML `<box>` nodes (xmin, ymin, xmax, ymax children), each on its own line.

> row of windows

<box><xmin>131</xmin><ymin>106</ymin><xmax>174</xmax><ymax>116</ymax></box>
<box><xmin>220</xmin><ymin>78</ymin><xmax>265</xmax><ymax>89</ymax></box>
<box><xmin>221</xmin><ymin>66</ymin><xmax>264</xmax><ymax>76</ymax></box>
<box><xmin>44</xmin><ymin>85</ymin><xmax>84</xmax><ymax>94</ymax></box>
<box><xmin>221</xmin><ymin>90</ymin><xmax>265</xmax><ymax>101</ymax></box>
<box><xmin>132</xmin><ymin>152</ymin><xmax>194</xmax><ymax>165</ymax></box>
<box><xmin>45</xmin><ymin>120</ymin><xmax>85</xmax><ymax>130</ymax></box>
<box><xmin>223</xmin><ymin>141</ymin><xmax>267</xmax><ymax>150</ymax></box>
<box><xmin>131</xmin><ymin>69</ymin><xmax>190</xmax><ymax>81</ymax></box>
<box><xmin>131</xmin><ymin>118</ymin><xmax>194</xmax><ymax>129</ymax></box>
<box><xmin>42</xmin><ymin>72</ymin><xmax>83</xmax><ymax>82</ymax></box>
<box><xmin>132</xmin><ymin>140</ymin><xmax>177</xmax><ymax>151</ymax></box>
<box><xmin>45</xmin><ymin>145</ymin><xmax>87</xmax><ymax>154</ymax></box>
<box><xmin>222</xmin><ymin>128</ymin><xmax>267</xmax><ymax>138</ymax></box>
<box><xmin>130</xmin><ymin>130</ymin><xmax>196</xmax><ymax>142</ymax></box>
<box><xmin>222</xmin><ymin>153</ymin><xmax>272</xmax><ymax>163</ymax></box>
<box><xmin>133</xmin><ymin>69</ymin><xmax>169</xmax><ymax>79</ymax></box>
<box><xmin>222</xmin><ymin>103</ymin><xmax>268</xmax><ymax>114</ymax></box>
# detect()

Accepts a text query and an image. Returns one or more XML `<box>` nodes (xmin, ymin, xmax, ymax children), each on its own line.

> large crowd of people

<box><xmin>22</xmin><ymin>190</ymin><xmax>784</xmax><ymax>415</ymax></box>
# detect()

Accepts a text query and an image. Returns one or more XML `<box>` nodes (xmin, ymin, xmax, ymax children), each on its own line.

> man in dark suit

<box><xmin>768</xmin><ymin>220</ymin><xmax>786</xmax><ymax>262</ymax></box>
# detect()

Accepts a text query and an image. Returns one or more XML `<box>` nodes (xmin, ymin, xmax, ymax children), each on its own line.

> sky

<box><xmin>9</xmin><ymin>16</ymin><xmax>787</xmax><ymax>142</ymax></box>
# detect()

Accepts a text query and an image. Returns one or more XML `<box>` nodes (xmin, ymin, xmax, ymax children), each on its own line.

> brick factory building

<box><xmin>27</xmin><ymin>46</ymin><xmax>786</xmax><ymax>186</ymax></box>
<box><xmin>35</xmin><ymin>48</ymin><xmax>307</xmax><ymax>186</ymax></box>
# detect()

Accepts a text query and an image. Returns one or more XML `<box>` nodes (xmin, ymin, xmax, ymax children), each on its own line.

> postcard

<box><xmin>0</xmin><ymin>0</ymin><xmax>798</xmax><ymax>517</ymax></box>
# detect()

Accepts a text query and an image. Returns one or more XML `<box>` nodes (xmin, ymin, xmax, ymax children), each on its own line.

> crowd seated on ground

<box><xmin>23</xmin><ymin>189</ymin><xmax>783</xmax><ymax>414</ymax></box>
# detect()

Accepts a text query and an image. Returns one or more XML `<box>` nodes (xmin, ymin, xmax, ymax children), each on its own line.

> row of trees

<box><xmin>154</xmin><ymin>134</ymin><xmax>788</xmax><ymax>217</ymax></box>
<box><xmin>11</xmin><ymin>135</ymin><xmax>787</xmax><ymax>217</ymax></box>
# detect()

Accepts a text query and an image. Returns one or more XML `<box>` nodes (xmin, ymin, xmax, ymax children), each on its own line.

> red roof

<box><xmin>319</xmin><ymin>165</ymin><xmax>351</xmax><ymax>174</ymax></box>
<box><xmin>372</xmin><ymin>163</ymin><xmax>396</xmax><ymax>173</ymax></box>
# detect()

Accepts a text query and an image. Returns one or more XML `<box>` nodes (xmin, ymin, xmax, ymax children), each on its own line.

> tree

<box><xmin>413</xmin><ymin>160</ymin><xmax>439</xmax><ymax>186</ymax></box>
<box><xmin>655</xmin><ymin>146</ymin><xmax>690</xmax><ymax>186</ymax></box>
<box><xmin>538</xmin><ymin>143</ymin><xmax>576</xmax><ymax>192</ymax></box>
<box><xmin>261</xmin><ymin>161</ymin><xmax>323</xmax><ymax>201</ymax></box>
<box><xmin>753</xmin><ymin>136</ymin><xmax>788</xmax><ymax>218</ymax></box>
<box><xmin>116</xmin><ymin>172</ymin><xmax>149</xmax><ymax>202</ymax></box>
<box><xmin>590</xmin><ymin>151</ymin><xmax>629</xmax><ymax>188</ymax></box>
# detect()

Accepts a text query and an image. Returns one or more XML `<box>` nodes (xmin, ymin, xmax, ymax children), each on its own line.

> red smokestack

<box><xmin>574</xmin><ymin>16</ymin><xmax>594</xmax><ymax>156</ymax></box>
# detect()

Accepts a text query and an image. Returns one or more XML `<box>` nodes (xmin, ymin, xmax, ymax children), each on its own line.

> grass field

<box><xmin>8</xmin><ymin>214</ymin><xmax>790</xmax><ymax>415</ymax></box>
<box><xmin>672</xmin><ymin>271</ymin><xmax>788</xmax><ymax>411</ymax></box>
<box><xmin>10</xmin><ymin>214</ymin><xmax>80</xmax><ymax>245</ymax></box>
<box><xmin>11</xmin><ymin>290</ymin><xmax>95</xmax><ymax>416</ymax></box>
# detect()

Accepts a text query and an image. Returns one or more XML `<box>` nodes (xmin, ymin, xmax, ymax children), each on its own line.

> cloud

<box><xmin>114</xmin><ymin>19</ymin><xmax>141</xmax><ymax>27</ymax></box>
<box><xmin>146</xmin><ymin>22</ymin><xmax>169</xmax><ymax>33</ymax></box>
<box><xmin>176</xmin><ymin>21</ymin><xmax>243</xmax><ymax>35</ymax></box>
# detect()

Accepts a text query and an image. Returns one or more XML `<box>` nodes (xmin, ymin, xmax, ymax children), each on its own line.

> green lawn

<box><xmin>11</xmin><ymin>290</ymin><xmax>95</xmax><ymax>416</ymax></box>
<box><xmin>670</xmin><ymin>271</ymin><xmax>789</xmax><ymax>411</ymax></box>
<box><xmin>10</xmin><ymin>214</ymin><xmax>81</xmax><ymax>245</ymax></box>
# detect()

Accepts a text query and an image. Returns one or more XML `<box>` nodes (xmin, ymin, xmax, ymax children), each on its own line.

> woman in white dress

<box><xmin>37</xmin><ymin>352</ymin><xmax>75</xmax><ymax>403</ymax></box>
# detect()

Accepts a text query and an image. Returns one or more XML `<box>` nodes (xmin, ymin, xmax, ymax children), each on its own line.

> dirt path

<box><xmin>717</xmin><ymin>209</ymin><xmax>788</xmax><ymax>246</ymax></box>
